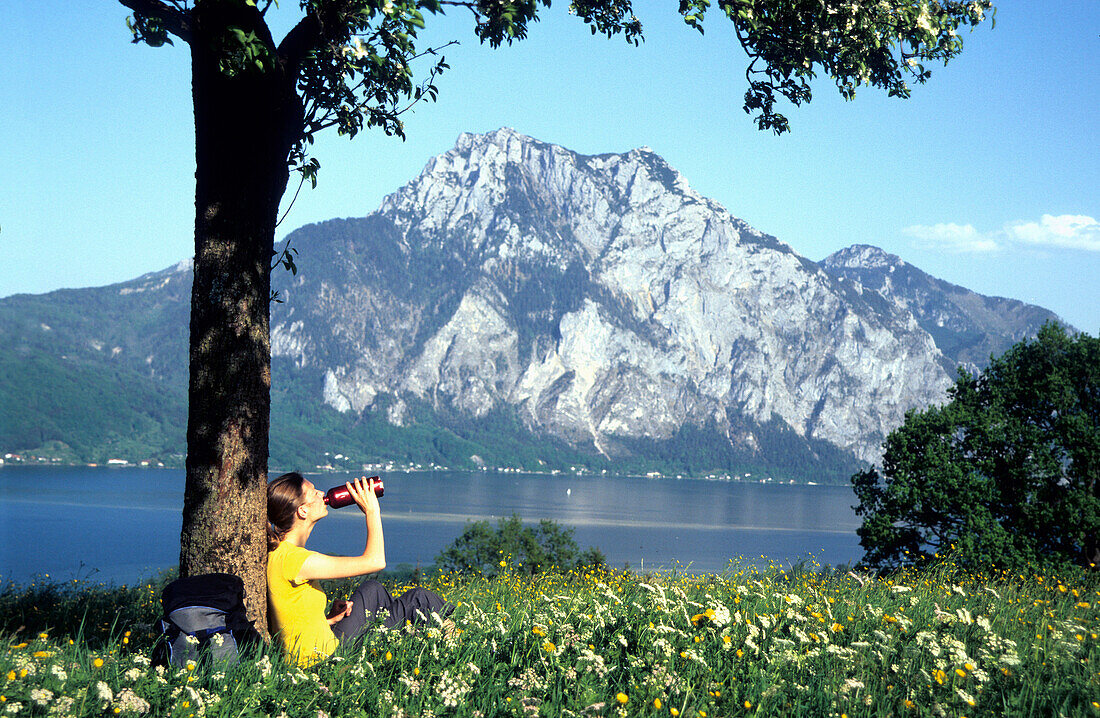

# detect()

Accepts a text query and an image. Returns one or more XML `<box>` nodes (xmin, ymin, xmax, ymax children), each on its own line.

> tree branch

<box><xmin>277</xmin><ymin>0</ymin><xmax>358</xmax><ymax>78</ymax></box>
<box><xmin>118</xmin><ymin>0</ymin><xmax>193</xmax><ymax>44</ymax></box>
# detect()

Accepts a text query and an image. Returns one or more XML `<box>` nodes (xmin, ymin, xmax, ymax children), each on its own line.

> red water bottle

<box><xmin>323</xmin><ymin>476</ymin><xmax>384</xmax><ymax>508</ymax></box>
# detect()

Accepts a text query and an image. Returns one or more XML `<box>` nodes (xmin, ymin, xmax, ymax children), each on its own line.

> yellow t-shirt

<box><xmin>267</xmin><ymin>541</ymin><xmax>338</xmax><ymax>666</ymax></box>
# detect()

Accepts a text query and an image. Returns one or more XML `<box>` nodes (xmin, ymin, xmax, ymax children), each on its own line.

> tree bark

<box><xmin>178</xmin><ymin>1</ymin><xmax>303</xmax><ymax>633</ymax></box>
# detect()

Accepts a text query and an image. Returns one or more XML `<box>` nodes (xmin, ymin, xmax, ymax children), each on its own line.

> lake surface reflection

<box><xmin>0</xmin><ymin>466</ymin><xmax>863</xmax><ymax>584</ymax></box>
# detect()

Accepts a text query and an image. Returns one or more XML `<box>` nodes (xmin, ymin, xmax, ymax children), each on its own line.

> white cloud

<box><xmin>1006</xmin><ymin>214</ymin><xmax>1100</xmax><ymax>252</ymax></box>
<box><xmin>903</xmin><ymin>214</ymin><xmax>1100</xmax><ymax>254</ymax></box>
<box><xmin>902</xmin><ymin>222</ymin><xmax>1001</xmax><ymax>253</ymax></box>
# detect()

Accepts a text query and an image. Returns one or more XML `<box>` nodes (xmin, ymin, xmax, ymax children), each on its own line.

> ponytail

<box><xmin>267</xmin><ymin>471</ymin><xmax>306</xmax><ymax>552</ymax></box>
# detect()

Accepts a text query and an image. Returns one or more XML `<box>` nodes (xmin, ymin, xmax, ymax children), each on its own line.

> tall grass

<box><xmin>2</xmin><ymin>558</ymin><xmax>1097</xmax><ymax>716</ymax></box>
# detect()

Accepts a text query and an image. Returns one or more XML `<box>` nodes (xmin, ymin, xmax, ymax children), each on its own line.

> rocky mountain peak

<box><xmin>822</xmin><ymin>244</ymin><xmax>904</xmax><ymax>271</ymax></box>
<box><xmin>820</xmin><ymin>244</ymin><xmax>1068</xmax><ymax>372</ymax></box>
<box><xmin>274</xmin><ymin>131</ymin><xmax>964</xmax><ymax>469</ymax></box>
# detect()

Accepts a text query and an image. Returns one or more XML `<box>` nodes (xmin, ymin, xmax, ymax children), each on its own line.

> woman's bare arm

<box><xmin>297</xmin><ymin>477</ymin><xmax>386</xmax><ymax>580</ymax></box>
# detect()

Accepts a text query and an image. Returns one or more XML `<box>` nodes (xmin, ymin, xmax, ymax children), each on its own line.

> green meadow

<box><xmin>2</xmin><ymin>559</ymin><xmax>1098</xmax><ymax>717</ymax></box>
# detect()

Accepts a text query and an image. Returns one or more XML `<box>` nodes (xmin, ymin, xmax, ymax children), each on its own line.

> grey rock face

<box><xmin>821</xmin><ymin>244</ymin><xmax>1068</xmax><ymax>373</ymax></box>
<box><xmin>273</xmin><ymin>129</ymin><xmax>955</xmax><ymax>463</ymax></box>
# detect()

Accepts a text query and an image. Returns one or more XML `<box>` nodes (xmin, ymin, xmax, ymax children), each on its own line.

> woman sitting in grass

<box><xmin>266</xmin><ymin>472</ymin><xmax>453</xmax><ymax>666</ymax></box>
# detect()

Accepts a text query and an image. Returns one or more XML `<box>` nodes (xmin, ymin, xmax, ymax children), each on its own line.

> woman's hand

<box><xmin>346</xmin><ymin>476</ymin><xmax>381</xmax><ymax>518</ymax></box>
<box><xmin>326</xmin><ymin>599</ymin><xmax>354</xmax><ymax>625</ymax></box>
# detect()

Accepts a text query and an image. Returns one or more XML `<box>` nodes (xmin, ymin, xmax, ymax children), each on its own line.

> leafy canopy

<box><xmin>436</xmin><ymin>514</ymin><xmax>606</xmax><ymax>576</ymax></box>
<box><xmin>852</xmin><ymin>323</ymin><xmax>1100</xmax><ymax>573</ymax></box>
<box><xmin>122</xmin><ymin>0</ymin><xmax>997</xmax><ymax>180</ymax></box>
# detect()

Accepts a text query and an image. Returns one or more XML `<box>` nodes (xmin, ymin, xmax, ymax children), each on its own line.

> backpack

<box><xmin>154</xmin><ymin>573</ymin><xmax>262</xmax><ymax>667</ymax></box>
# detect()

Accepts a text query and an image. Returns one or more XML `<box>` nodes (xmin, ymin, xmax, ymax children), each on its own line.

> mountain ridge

<box><xmin>0</xmin><ymin>130</ymin><xmax>1070</xmax><ymax>480</ymax></box>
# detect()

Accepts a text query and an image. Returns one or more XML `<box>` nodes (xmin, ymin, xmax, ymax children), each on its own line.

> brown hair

<box><xmin>267</xmin><ymin>471</ymin><xmax>307</xmax><ymax>552</ymax></box>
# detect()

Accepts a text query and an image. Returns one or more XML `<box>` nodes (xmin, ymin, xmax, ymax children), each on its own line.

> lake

<box><xmin>0</xmin><ymin>466</ymin><xmax>864</xmax><ymax>585</ymax></box>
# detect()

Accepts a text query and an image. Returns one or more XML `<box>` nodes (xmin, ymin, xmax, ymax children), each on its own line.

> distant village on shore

<box><xmin>0</xmin><ymin>450</ymin><xmax>808</xmax><ymax>484</ymax></box>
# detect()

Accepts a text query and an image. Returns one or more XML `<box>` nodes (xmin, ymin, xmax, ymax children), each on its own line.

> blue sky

<box><xmin>3</xmin><ymin>1</ymin><xmax>1097</xmax><ymax>333</ymax></box>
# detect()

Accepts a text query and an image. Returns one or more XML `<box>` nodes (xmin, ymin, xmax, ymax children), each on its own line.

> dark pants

<box><xmin>331</xmin><ymin>580</ymin><xmax>453</xmax><ymax>641</ymax></box>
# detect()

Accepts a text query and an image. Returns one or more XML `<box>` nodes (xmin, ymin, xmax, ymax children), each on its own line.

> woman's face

<box><xmin>298</xmin><ymin>480</ymin><xmax>328</xmax><ymax>522</ymax></box>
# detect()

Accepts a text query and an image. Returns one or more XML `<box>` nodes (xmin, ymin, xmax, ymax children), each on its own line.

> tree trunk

<box><xmin>179</xmin><ymin>2</ymin><xmax>302</xmax><ymax>633</ymax></box>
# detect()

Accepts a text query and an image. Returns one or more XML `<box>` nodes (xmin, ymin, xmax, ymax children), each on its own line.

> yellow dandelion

<box><xmin>542</xmin><ymin>641</ymin><xmax>555</xmax><ymax>653</ymax></box>
<box><xmin>32</xmin><ymin>651</ymin><xmax>52</xmax><ymax>658</ymax></box>
<box><xmin>385</xmin><ymin>651</ymin><xmax>392</xmax><ymax>661</ymax></box>
<box><xmin>736</xmin><ymin>649</ymin><xmax>744</xmax><ymax>658</ymax></box>
<box><xmin>722</xmin><ymin>635</ymin><xmax>732</xmax><ymax>644</ymax></box>
<box><xmin>963</xmin><ymin>662</ymin><xmax>975</xmax><ymax>672</ymax></box>
<box><xmin>1076</xmin><ymin>602</ymin><xmax>1090</xmax><ymax>609</ymax></box>
<box><xmin>744</xmin><ymin>700</ymin><xmax>752</xmax><ymax>709</ymax></box>
<box><xmin>680</xmin><ymin>651</ymin><xmax>688</xmax><ymax>658</ymax></box>
<box><xmin>933</xmin><ymin>669</ymin><xmax>946</xmax><ymax>685</ymax></box>
<box><xmin>10</xmin><ymin>643</ymin><xmax>27</xmax><ymax>650</ymax></box>
<box><xmin>955</xmin><ymin>668</ymin><xmax>967</xmax><ymax>678</ymax></box>
<box><xmin>17</xmin><ymin>670</ymin><xmax>27</xmax><ymax>679</ymax></box>
<box><xmin>37</xmin><ymin>632</ymin><xmax>48</xmax><ymax>640</ymax></box>
<box><xmin>93</xmin><ymin>658</ymin><xmax>104</xmax><ymax>669</ymax></box>
<box><xmin>698</xmin><ymin>711</ymin><xmax>707</xmax><ymax>717</ymax></box>
<box><xmin>413</xmin><ymin>667</ymin><xmax>419</xmax><ymax>676</ymax></box>
<box><xmin>654</xmin><ymin>698</ymin><xmax>662</xmax><ymax>709</ymax></box>
<box><xmin>904</xmin><ymin>699</ymin><xmax>915</xmax><ymax>709</ymax></box>
<box><xmin>616</xmin><ymin>692</ymin><xmax>628</xmax><ymax>704</ymax></box>
<box><xmin>670</xmin><ymin>709</ymin><xmax>679</xmax><ymax>716</ymax></box>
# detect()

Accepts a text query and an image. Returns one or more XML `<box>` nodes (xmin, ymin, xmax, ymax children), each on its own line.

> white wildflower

<box><xmin>49</xmin><ymin>664</ymin><xmax>68</xmax><ymax>682</ymax></box>
<box><xmin>841</xmin><ymin>679</ymin><xmax>865</xmax><ymax>694</ymax></box>
<box><xmin>30</xmin><ymin>689</ymin><xmax>53</xmax><ymax>706</ymax></box>
<box><xmin>955</xmin><ymin>688</ymin><xmax>977</xmax><ymax>707</ymax></box>
<box><xmin>117</xmin><ymin>688</ymin><xmax>151</xmax><ymax>714</ymax></box>
<box><xmin>96</xmin><ymin>681</ymin><xmax>114</xmax><ymax>703</ymax></box>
